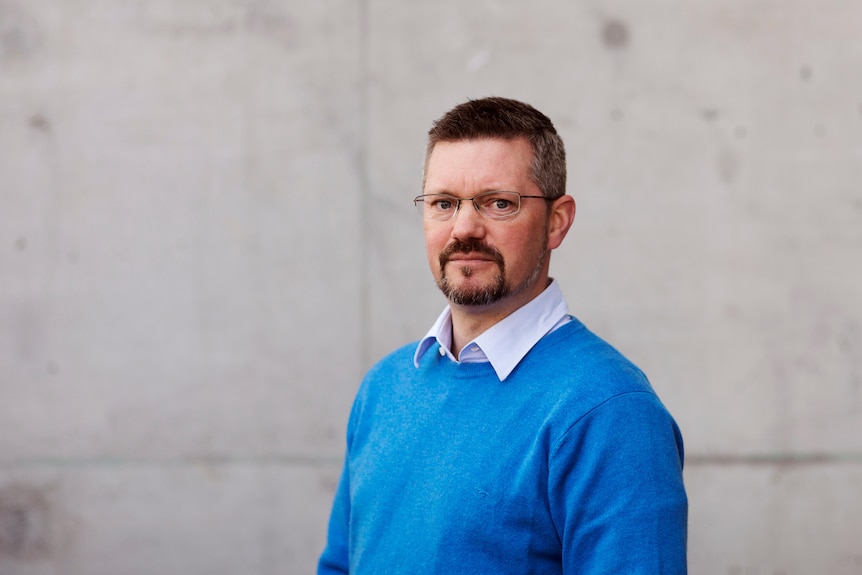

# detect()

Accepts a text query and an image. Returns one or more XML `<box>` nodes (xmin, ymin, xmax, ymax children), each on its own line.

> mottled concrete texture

<box><xmin>1</xmin><ymin>1</ymin><xmax>860</xmax><ymax>573</ymax></box>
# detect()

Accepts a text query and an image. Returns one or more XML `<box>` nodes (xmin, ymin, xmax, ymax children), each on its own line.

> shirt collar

<box><xmin>413</xmin><ymin>279</ymin><xmax>570</xmax><ymax>381</ymax></box>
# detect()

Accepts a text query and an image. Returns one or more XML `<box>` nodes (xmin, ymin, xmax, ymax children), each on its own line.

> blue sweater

<box><xmin>319</xmin><ymin>317</ymin><xmax>687</xmax><ymax>574</ymax></box>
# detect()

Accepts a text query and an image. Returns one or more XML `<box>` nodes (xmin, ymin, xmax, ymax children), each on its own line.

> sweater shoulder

<box><xmin>365</xmin><ymin>341</ymin><xmax>419</xmax><ymax>378</ymax></box>
<box><xmin>515</xmin><ymin>318</ymin><xmax>657</xmax><ymax>408</ymax></box>
<box><xmin>354</xmin><ymin>341</ymin><xmax>420</xmax><ymax>397</ymax></box>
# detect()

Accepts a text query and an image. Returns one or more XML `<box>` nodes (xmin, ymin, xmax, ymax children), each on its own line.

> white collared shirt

<box><xmin>413</xmin><ymin>279</ymin><xmax>572</xmax><ymax>381</ymax></box>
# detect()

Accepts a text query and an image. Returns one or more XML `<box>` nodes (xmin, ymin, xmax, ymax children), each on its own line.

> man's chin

<box><xmin>439</xmin><ymin>278</ymin><xmax>507</xmax><ymax>307</ymax></box>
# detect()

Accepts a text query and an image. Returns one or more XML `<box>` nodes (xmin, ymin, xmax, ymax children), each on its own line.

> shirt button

<box><xmin>439</xmin><ymin>347</ymin><xmax>446</xmax><ymax>356</ymax></box>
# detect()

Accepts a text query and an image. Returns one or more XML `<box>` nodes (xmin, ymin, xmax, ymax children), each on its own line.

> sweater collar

<box><xmin>413</xmin><ymin>279</ymin><xmax>570</xmax><ymax>381</ymax></box>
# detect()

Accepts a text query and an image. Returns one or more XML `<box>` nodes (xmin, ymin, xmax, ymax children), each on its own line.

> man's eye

<box><xmin>432</xmin><ymin>199</ymin><xmax>455</xmax><ymax>211</ymax></box>
<box><xmin>484</xmin><ymin>197</ymin><xmax>515</xmax><ymax>211</ymax></box>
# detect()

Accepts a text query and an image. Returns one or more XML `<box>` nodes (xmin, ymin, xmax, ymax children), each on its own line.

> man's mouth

<box><xmin>439</xmin><ymin>240</ymin><xmax>504</xmax><ymax>269</ymax></box>
<box><xmin>446</xmin><ymin>253</ymin><xmax>495</xmax><ymax>263</ymax></box>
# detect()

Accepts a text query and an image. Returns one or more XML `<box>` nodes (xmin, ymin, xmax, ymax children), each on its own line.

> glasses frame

<box><xmin>413</xmin><ymin>191</ymin><xmax>552</xmax><ymax>221</ymax></box>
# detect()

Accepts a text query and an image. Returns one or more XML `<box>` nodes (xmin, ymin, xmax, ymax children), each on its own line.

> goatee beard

<box><xmin>440</xmin><ymin>269</ymin><xmax>507</xmax><ymax>306</ymax></box>
<box><xmin>437</xmin><ymin>239</ymin><xmax>505</xmax><ymax>306</ymax></box>
<box><xmin>437</xmin><ymin>239</ymin><xmax>548</xmax><ymax>307</ymax></box>
<box><xmin>436</xmin><ymin>239</ymin><xmax>508</xmax><ymax>306</ymax></box>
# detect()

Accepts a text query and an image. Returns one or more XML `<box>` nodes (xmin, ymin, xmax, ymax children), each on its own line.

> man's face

<box><xmin>423</xmin><ymin>138</ymin><xmax>553</xmax><ymax>309</ymax></box>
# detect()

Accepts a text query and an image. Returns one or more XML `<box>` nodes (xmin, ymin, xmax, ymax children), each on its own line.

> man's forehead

<box><xmin>424</xmin><ymin>141</ymin><xmax>536</xmax><ymax>197</ymax></box>
<box><xmin>426</xmin><ymin>138</ymin><xmax>532</xmax><ymax>173</ymax></box>
<box><xmin>428</xmin><ymin>136</ymin><xmax>531</xmax><ymax>154</ymax></box>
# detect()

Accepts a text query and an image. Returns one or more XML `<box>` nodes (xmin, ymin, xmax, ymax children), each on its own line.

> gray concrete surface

<box><xmin>2</xmin><ymin>1</ymin><xmax>860</xmax><ymax>573</ymax></box>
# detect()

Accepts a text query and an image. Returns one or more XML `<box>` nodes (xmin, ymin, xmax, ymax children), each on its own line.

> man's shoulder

<box><xmin>522</xmin><ymin>318</ymin><xmax>654</xmax><ymax>396</ymax></box>
<box><xmin>359</xmin><ymin>341</ymin><xmax>422</xmax><ymax>387</ymax></box>
<box><xmin>371</xmin><ymin>340</ymin><xmax>420</xmax><ymax>369</ymax></box>
<box><xmin>534</xmin><ymin>316</ymin><xmax>632</xmax><ymax>359</ymax></box>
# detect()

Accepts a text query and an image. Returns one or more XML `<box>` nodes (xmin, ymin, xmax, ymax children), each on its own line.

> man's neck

<box><xmin>449</xmin><ymin>309</ymin><xmax>506</xmax><ymax>359</ymax></box>
<box><xmin>448</xmin><ymin>278</ymin><xmax>551</xmax><ymax>358</ymax></box>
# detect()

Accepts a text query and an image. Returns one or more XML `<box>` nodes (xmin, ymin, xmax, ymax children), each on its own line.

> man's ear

<box><xmin>547</xmin><ymin>195</ymin><xmax>576</xmax><ymax>250</ymax></box>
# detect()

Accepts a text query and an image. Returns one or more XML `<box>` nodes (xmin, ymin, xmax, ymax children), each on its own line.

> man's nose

<box><xmin>450</xmin><ymin>199</ymin><xmax>486</xmax><ymax>239</ymax></box>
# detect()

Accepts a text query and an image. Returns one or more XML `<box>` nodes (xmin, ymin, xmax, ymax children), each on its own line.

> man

<box><xmin>318</xmin><ymin>97</ymin><xmax>687</xmax><ymax>574</ymax></box>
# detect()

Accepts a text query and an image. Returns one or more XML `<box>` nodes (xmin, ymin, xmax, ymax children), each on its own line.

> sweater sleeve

<box><xmin>317</xmin><ymin>457</ymin><xmax>351</xmax><ymax>575</ymax></box>
<box><xmin>318</xmin><ymin>388</ymin><xmax>364</xmax><ymax>575</ymax></box>
<box><xmin>548</xmin><ymin>391</ymin><xmax>688</xmax><ymax>574</ymax></box>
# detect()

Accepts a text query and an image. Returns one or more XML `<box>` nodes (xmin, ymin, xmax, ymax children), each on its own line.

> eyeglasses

<box><xmin>413</xmin><ymin>191</ymin><xmax>551</xmax><ymax>221</ymax></box>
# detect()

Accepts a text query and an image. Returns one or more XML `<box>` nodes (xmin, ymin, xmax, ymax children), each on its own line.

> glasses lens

<box><xmin>417</xmin><ymin>195</ymin><xmax>459</xmax><ymax>220</ymax></box>
<box><xmin>476</xmin><ymin>191</ymin><xmax>521</xmax><ymax>220</ymax></box>
<box><xmin>414</xmin><ymin>197</ymin><xmax>426</xmax><ymax>218</ymax></box>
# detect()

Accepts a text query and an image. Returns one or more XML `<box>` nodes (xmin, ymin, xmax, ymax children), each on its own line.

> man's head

<box><xmin>423</xmin><ymin>97</ymin><xmax>567</xmax><ymax>200</ymax></box>
<box><xmin>419</xmin><ymin>97</ymin><xmax>575</xmax><ymax>312</ymax></box>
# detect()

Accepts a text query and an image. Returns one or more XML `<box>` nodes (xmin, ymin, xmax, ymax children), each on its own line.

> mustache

<box><xmin>439</xmin><ymin>239</ymin><xmax>504</xmax><ymax>267</ymax></box>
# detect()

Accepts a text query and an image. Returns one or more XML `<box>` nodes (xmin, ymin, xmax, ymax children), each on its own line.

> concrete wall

<box><xmin>1</xmin><ymin>1</ymin><xmax>860</xmax><ymax>573</ymax></box>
